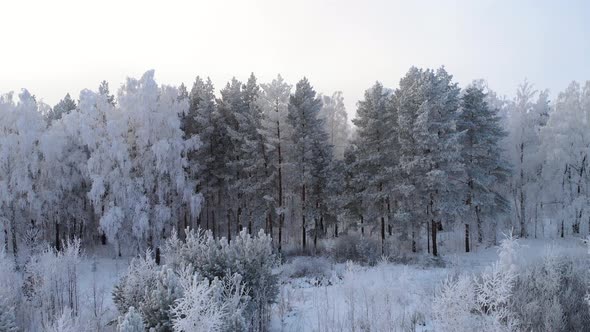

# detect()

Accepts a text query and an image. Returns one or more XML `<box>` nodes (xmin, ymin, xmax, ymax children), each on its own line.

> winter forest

<box><xmin>2</xmin><ymin>1</ymin><xmax>590</xmax><ymax>331</ymax></box>
<box><xmin>2</xmin><ymin>66</ymin><xmax>590</xmax><ymax>331</ymax></box>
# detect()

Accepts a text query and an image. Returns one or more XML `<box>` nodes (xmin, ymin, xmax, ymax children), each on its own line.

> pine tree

<box><xmin>351</xmin><ymin>82</ymin><xmax>398</xmax><ymax>253</ymax></box>
<box><xmin>257</xmin><ymin>75</ymin><xmax>292</xmax><ymax>251</ymax></box>
<box><xmin>395</xmin><ymin>67</ymin><xmax>464</xmax><ymax>256</ymax></box>
<box><xmin>187</xmin><ymin>76</ymin><xmax>219</xmax><ymax>235</ymax></box>
<box><xmin>117</xmin><ymin>307</ymin><xmax>145</xmax><ymax>332</ymax></box>
<box><xmin>48</xmin><ymin>93</ymin><xmax>77</xmax><ymax>124</ymax></box>
<box><xmin>287</xmin><ymin>78</ymin><xmax>333</xmax><ymax>250</ymax></box>
<box><xmin>458</xmin><ymin>85</ymin><xmax>510</xmax><ymax>249</ymax></box>
<box><xmin>98</xmin><ymin>80</ymin><xmax>116</xmax><ymax>106</ymax></box>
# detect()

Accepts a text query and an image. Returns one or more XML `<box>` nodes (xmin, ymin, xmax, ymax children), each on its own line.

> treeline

<box><xmin>1</xmin><ymin>67</ymin><xmax>589</xmax><ymax>259</ymax></box>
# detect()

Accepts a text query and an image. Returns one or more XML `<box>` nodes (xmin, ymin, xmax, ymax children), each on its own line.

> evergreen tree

<box><xmin>48</xmin><ymin>93</ymin><xmax>77</xmax><ymax>124</ymax></box>
<box><xmin>287</xmin><ymin>78</ymin><xmax>333</xmax><ymax>249</ymax></box>
<box><xmin>257</xmin><ymin>75</ymin><xmax>292</xmax><ymax>251</ymax></box>
<box><xmin>351</xmin><ymin>82</ymin><xmax>398</xmax><ymax>253</ymax></box>
<box><xmin>458</xmin><ymin>85</ymin><xmax>510</xmax><ymax>249</ymax></box>
<box><xmin>187</xmin><ymin>76</ymin><xmax>219</xmax><ymax>235</ymax></box>
<box><xmin>395</xmin><ymin>67</ymin><xmax>464</xmax><ymax>256</ymax></box>
<box><xmin>98</xmin><ymin>80</ymin><xmax>116</xmax><ymax>106</ymax></box>
<box><xmin>117</xmin><ymin>307</ymin><xmax>145</xmax><ymax>332</ymax></box>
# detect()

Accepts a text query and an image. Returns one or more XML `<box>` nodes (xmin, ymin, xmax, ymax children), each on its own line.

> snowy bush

<box><xmin>510</xmin><ymin>249</ymin><xmax>590</xmax><ymax>331</ymax></box>
<box><xmin>0</xmin><ymin>250</ymin><xmax>20</xmax><ymax>332</ymax></box>
<box><xmin>433</xmin><ymin>235</ymin><xmax>520</xmax><ymax>331</ymax></box>
<box><xmin>170</xmin><ymin>274</ymin><xmax>228</xmax><ymax>332</ymax></box>
<box><xmin>23</xmin><ymin>239</ymin><xmax>81</xmax><ymax>328</ymax></box>
<box><xmin>113</xmin><ymin>251</ymin><xmax>183</xmax><ymax>332</ymax></box>
<box><xmin>330</xmin><ymin>234</ymin><xmax>380</xmax><ymax>266</ymax></box>
<box><xmin>432</xmin><ymin>274</ymin><xmax>477</xmax><ymax>331</ymax></box>
<box><xmin>43</xmin><ymin>308</ymin><xmax>80</xmax><ymax>332</ymax></box>
<box><xmin>117</xmin><ymin>306</ymin><xmax>145</xmax><ymax>332</ymax></box>
<box><xmin>281</xmin><ymin>256</ymin><xmax>332</xmax><ymax>280</ymax></box>
<box><xmin>163</xmin><ymin>228</ymin><xmax>278</xmax><ymax>331</ymax></box>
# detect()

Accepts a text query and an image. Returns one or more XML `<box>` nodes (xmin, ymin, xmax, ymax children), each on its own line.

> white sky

<box><xmin>1</xmin><ymin>0</ymin><xmax>589</xmax><ymax>118</ymax></box>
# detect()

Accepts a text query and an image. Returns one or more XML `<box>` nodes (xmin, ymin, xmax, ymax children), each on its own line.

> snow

<box><xmin>269</xmin><ymin>237</ymin><xmax>587</xmax><ymax>332</ymax></box>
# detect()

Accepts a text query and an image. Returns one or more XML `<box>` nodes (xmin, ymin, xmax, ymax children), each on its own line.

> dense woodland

<box><xmin>1</xmin><ymin>67</ymin><xmax>590</xmax><ymax>259</ymax></box>
<box><xmin>2</xmin><ymin>67</ymin><xmax>590</xmax><ymax>331</ymax></box>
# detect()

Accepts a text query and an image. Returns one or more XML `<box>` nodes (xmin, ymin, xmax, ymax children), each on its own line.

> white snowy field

<box><xmin>74</xmin><ymin>237</ymin><xmax>587</xmax><ymax>332</ymax></box>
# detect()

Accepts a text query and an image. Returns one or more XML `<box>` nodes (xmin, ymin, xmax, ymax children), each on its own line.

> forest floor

<box><xmin>77</xmin><ymin>236</ymin><xmax>587</xmax><ymax>331</ymax></box>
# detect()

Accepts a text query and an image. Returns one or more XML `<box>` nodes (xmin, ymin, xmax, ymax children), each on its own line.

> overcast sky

<box><xmin>1</xmin><ymin>0</ymin><xmax>589</xmax><ymax>118</ymax></box>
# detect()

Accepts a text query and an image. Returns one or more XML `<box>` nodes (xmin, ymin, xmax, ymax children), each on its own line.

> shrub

<box><xmin>281</xmin><ymin>256</ymin><xmax>332</xmax><ymax>280</ymax></box>
<box><xmin>117</xmin><ymin>306</ymin><xmax>145</xmax><ymax>332</ymax></box>
<box><xmin>0</xmin><ymin>250</ymin><xmax>19</xmax><ymax>332</ymax></box>
<box><xmin>163</xmin><ymin>228</ymin><xmax>278</xmax><ymax>332</ymax></box>
<box><xmin>113</xmin><ymin>252</ymin><xmax>183</xmax><ymax>332</ymax></box>
<box><xmin>510</xmin><ymin>252</ymin><xmax>590</xmax><ymax>332</ymax></box>
<box><xmin>330</xmin><ymin>234</ymin><xmax>380</xmax><ymax>265</ymax></box>
<box><xmin>24</xmin><ymin>239</ymin><xmax>81</xmax><ymax>328</ymax></box>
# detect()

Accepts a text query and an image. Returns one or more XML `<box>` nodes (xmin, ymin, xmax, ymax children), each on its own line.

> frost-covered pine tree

<box><xmin>458</xmin><ymin>85</ymin><xmax>510</xmax><ymax>248</ymax></box>
<box><xmin>238</xmin><ymin>73</ymin><xmax>271</xmax><ymax>236</ymax></box>
<box><xmin>187</xmin><ymin>76</ymin><xmax>219</xmax><ymax>235</ymax></box>
<box><xmin>257</xmin><ymin>75</ymin><xmax>292</xmax><ymax>251</ymax></box>
<box><xmin>287</xmin><ymin>78</ymin><xmax>333</xmax><ymax>249</ymax></box>
<box><xmin>47</xmin><ymin>92</ymin><xmax>77</xmax><ymax>124</ymax></box>
<box><xmin>117</xmin><ymin>306</ymin><xmax>145</xmax><ymax>332</ymax></box>
<box><xmin>395</xmin><ymin>67</ymin><xmax>464</xmax><ymax>255</ymax></box>
<box><xmin>350</xmin><ymin>82</ymin><xmax>398</xmax><ymax>253</ymax></box>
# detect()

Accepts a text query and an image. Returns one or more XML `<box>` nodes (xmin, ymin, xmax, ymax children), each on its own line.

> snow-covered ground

<box><xmin>270</xmin><ymin>238</ymin><xmax>587</xmax><ymax>332</ymax></box>
<box><xmin>72</xmin><ymin>237</ymin><xmax>587</xmax><ymax>331</ymax></box>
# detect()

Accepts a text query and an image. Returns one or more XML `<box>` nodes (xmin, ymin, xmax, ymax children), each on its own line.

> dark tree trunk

<box><xmin>278</xmin><ymin>214</ymin><xmax>283</xmax><ymax>252</ymax></box>
<box><xmin>55</xmin><ymin>219</ymin><xmax>61</xmax><ymax>252</ymax></box>
<box><xmin>431</xmin><ymin>220</ymin><xmax>438</xmax><ymax>257</ymax></box>
<box><xmin>465</xmin><ymin>223</ymin><xmax>470</xmax><ymax>253</ymax></box>
<box><xmin>313</xmin><ymin>218</ymin><xmax>318</xmax><ymax>250</ymax></box>
<box><xmin>227</xmin><ymin>210</ymin><xmax>231</xmax><ymax>242</ymax></box>
<box><xmin>475</xmin><ymin>205</ymin><xmax>483</xmax><ymax>244</ymax></box>
<box><xmin>302</xmin><ymin>184</ymin><xmax>306</xmax><ymax>250</ymax></box>
<box><xmin>155</xmin><ymin>248</ymin><xmax>161</xmax><ymax>265</ymax></box>
<box><xmin>360</xmin><ymin>215</ymin><xmax>364</xmax><ymax>236</ymax></box>
<box><xmin>380</xmin><ymin>216</ymin><xmax>385</xmax><ymax>255</ymax></box>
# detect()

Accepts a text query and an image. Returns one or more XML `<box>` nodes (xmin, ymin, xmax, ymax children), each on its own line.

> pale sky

<box><xmin>1</xmin><ymin>0</ymin><xmax>589</xmax><ymax>118</ymax></box>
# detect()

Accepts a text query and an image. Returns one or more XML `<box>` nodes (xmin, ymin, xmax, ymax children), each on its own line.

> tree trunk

<box><xmin>227</xmin><ymin>210</ymin><xmax>231</xmax><ymax>242</ymax></box>
<box><xmin>302</xmin><ymin>216</ymin><xmax>306</xmax><ymax>250</ymax></box>
<box><xmin>301</xmin><ymin>184</ymin><xmax>306</xmax><ymax>250</ymax></box>
<box><xmin>278</xmin><ymin>214</ymin><xmax>283</xmax><ymax>252</ymax></box>
<box><xmin>55</xmin><ymin>219</ymin><xmax>61</xmax><ymax>252</ymax></box>
<box><xmin>277</xmin><ymin>107</ymin><xmax>284</xmax><ymax>253</ymax></box>
<box><xmin>313</xmin><ymin>218</ymin><xmax>318</xmax><ymax>250</ymax></box>
<box><xmin>427</xmin><ymin>220</ymin><xmax>430</xmax><ymax>254</ymax></box>
<box><xmin>268</xmin><ymin>212</ymin><xmax>273</xmax><ymax>241</ymax></box>
<box><xmin>380</xmin><ymin>216</ymin><xmax>385</xmax><ymax>255</ymax></box>
<box><xmin>465</xmin><ymin>223</ymin><xmax>470</xmax><ymax>253</ymax></box>
<box><xmin>360</xmin><ymin>215</ymin><xmax>364</xmax><ymax>236</ymax></box>
<box><xmin>431</xmin><ymin>220</ymin><xmax>438</xmax><ymax>257</ymax></box>
<box><xmin>475</xmin><ymin>205</ymin><xmax>483</xmax><ymax>244</ymax></box>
